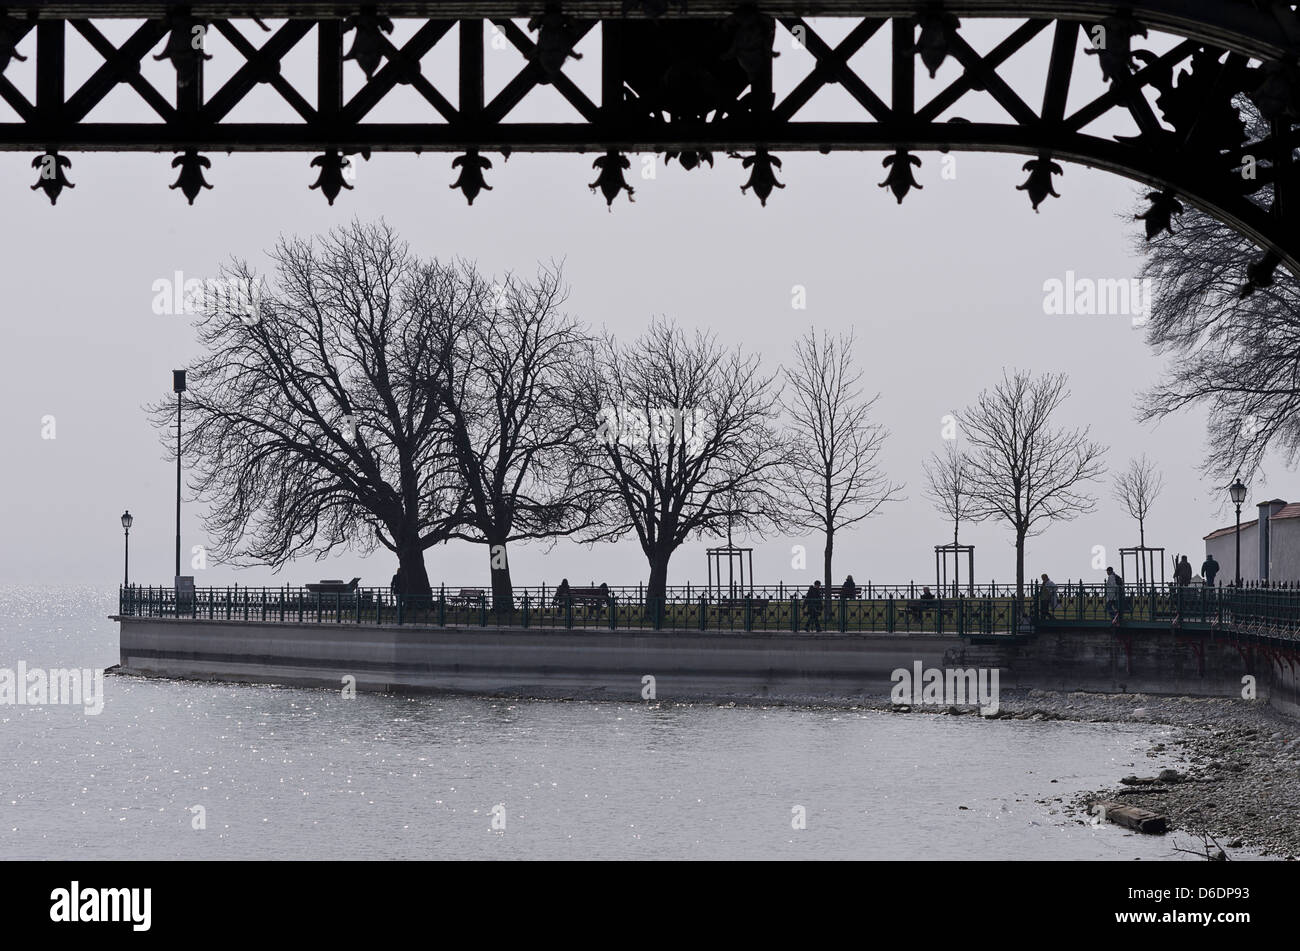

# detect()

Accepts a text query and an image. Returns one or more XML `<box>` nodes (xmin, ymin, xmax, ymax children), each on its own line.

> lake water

<box><xmin>0</xmin><ymin>584</ymin><xmax>1212</xmax><ymax>860</ymax></box>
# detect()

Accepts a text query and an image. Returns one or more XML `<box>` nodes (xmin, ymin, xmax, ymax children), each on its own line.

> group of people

<box><xmin>1172</xmin><ymin>553</ymin><xmax>1220</xmax><ymax>587</ymax></box>
<box><xmin>1036</xmin><ymin>553</ymin><xmax>1224</xmax><ymax>620</ymax></box>
<box><xmin>800</xmin><ymin>576</ymin><xmax>861</xmax><ymax>631</ymax></box>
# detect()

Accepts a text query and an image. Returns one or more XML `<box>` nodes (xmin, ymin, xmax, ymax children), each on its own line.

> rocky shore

<box><xmin>882</xmin><ymin>688</ymin><xmax>1300</xmax><ymax>860</ymax></box>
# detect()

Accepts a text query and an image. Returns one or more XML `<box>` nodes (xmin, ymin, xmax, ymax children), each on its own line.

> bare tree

<box><xmin>960</xmin><ymin>370</ymin><xmax>1108</xmax><ymax>597</ymax></box>
<box><xmin>923</xmin><ymin>438</ymin><xmax>982</xmax><ymax>549</ymax></box>
<box><xmin>151</xmin><ymin>220</ymin><xmax>467</xmax><ymax>597</ymax></box>
<box><xmin>781</xmin><ymin>328</ymin><xmax>902</xmax><ymax>607</ymax></box>
<box><xmin>1135</xmin><ymin>105</ymin><xmax>1300</xmax><ymax>480</ymax></box>
<box><xmin>432</xmin><ymin>262</ymin><xmax>597</xmax><ymax>610</ymax></box>
<box><xmin>570</xmin><ymin>318</ymin><xmax>785</xmax><ymax>602</ymax></box>
<box><xmin>1112</xmin><ymin>454</ymin><xmax>1164</xmax><ymax>547</ymax></box>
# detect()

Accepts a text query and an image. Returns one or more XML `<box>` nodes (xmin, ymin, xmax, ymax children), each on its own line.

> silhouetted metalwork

<box><xmin>0</xmin><ymin>2</ymin><xmax>1298</xmax><ymax>282</ymax></box>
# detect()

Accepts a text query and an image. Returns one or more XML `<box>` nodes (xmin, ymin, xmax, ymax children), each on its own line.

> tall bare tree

<box><xmin>781</xmin><ymin>328</ymin><xmax>902</xmax><ymax>607</ymax></box>
<box><xmin>960</xmin><ymin>370</ymin><xmax>1108</xmax><ymax>597</ymax></box>
<box><xmin>570</xmin><ymin>318</ymin><xmax>785</xmax><ymax>602</ymax></box>
<box><xmin>1135</xmin><ymin>104</ymin><xmax>1299</xmax><ymax>480</ymax></box>
<box><xmin>1112</xmin><ymin>454</ymin><xmax>1164</xmax><ymax>547</ymax></box>
<box><xmin>432</xmin><ymin>262</ymin><xmax>597</xmax><ymax>609</ymax></box>
<box><xmin>151</xmin><ymin>220</ymin><xmax>466</xmax><ymax>597</ymax></box>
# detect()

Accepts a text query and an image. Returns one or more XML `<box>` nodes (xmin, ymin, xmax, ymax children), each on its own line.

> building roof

<box><xmin>1205</xmin><ymin>518</ymin><xmax>1259</xmax><ymax>541</ymax></box>
<box><xmin>1269</xmin><ymin>502</ymin><xmax>1300</xmax><ymax>520</ymax></box>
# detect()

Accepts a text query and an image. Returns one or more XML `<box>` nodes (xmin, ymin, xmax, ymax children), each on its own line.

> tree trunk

<box><xmin>823</xmin><ymin>530</ymin><xmax>834</xmax><ymax>619</ymax></box>
<box><xmin>646</xmin><ymin>552</ymin><xmax>670</xmax><ymax>605</ymax></box>
<box><xmin>1015</xmin><ymin>530</ymin><xmax>1026</xmax><ymax>601</ymax></box>
<box><xmin>489</xmin><ymin>543</ymin><xmax>514</xmax><ymax>613</ymax></box>
<box><xmin>398</xmin><ymin>539</ymin><xmax>431</xmax><ymax>598</ymax></box>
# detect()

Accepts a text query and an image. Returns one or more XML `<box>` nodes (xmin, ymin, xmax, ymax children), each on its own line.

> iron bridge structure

<box><xmin>2</xmin><ymin>2</ymin><xmax>1300</xmax><ymax>286</ymax></box>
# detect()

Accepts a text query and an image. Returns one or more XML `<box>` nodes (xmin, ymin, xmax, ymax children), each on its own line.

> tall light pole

<box><xmin>1229</xmin><ymin>477</ymin><xmax>1248</xmax><ymax>587</ymax></box>
<box><xmin>173</xmin><ymin>369</ymin><xmax>186</xmax><ymax>581</ymax></box>
<box><xmin>120</xmin><ymin>509</ymin><xmax>133</xmax><ymax>587</ymax></box>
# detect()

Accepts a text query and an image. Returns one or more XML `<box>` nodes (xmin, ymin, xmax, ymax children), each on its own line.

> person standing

<box><xmin>1174</xmin><ymin>555</ymin><xmax>1193</xmax><ymax>586</ymax></box>
<box><xmin>1039</xmin><ymin>573</ymin><xmax>1058</xmax><ymax>619</ymax></box>
<box><xmin>841</xmin><ymin>574</ymin><xmax>860</xmax><ymax>600</ymax></box>
<box><xmin>1201</xmin><ymin>554</ymin><xmax>1220</xmax><ymax>587</ymax></box>
<box><xmin>804</xmin><ymin>581</ymin><xmax>824</xmax><ymax>632</ymax></box>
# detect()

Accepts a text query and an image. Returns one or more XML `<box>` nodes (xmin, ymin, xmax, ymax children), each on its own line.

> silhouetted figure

<box><xmin>1201</xmin><ymin>554</ymin><xmax>1220</xmax><ymax>587</ymax></box>
<box><xmin>1174</xmin><ymin>555</ymin><xmax>1193</xmax><ymax>586</ymax></box>
<box><xmin>1039</xmin><ymin>573</ymin><xmax>1058</xmax><ymax>619</ymax></box>
<box><xmin>804</xmin><ymin>581</ymin><xmax>823</xmax><ymax>632</ymax></box>
<box><xmin>1105</xmin><ymin>566</ymin><xmax>1124</xmax><ymax>615</ymax></box>
<box><xmin>390</xmin><ymin>568</ymin><xmax>402</xmax><ymax>597</ymax></box>
<box><xmin>556</xmin><ymin>578</ymin><xmax>571</xmax><ymax>603</ymax></box>
<box><xmin>908</xmin><ymin>586</ymin><xmax>937</xmax><ymax>623</ymax></box>
<box><xmin>841</xmin><ymin>575</ymin><xmax>860</xmax><ymax>600</ymax></box>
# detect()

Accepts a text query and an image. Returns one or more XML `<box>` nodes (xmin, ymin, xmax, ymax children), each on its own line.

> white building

<box><xmin>1204</xmin><ymin>498</ymin><xmax>1300</xmax><ymax>583</ymax></box>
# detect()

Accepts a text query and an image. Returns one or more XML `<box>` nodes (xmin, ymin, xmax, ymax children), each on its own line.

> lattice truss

<box><xmin>1</xmin><ymin>3</ymin><xmax>1300</xmax><ymax>284</ymax></box>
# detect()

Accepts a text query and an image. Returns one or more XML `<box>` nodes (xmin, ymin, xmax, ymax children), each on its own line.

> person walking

<box><xmin>1174</xmin><ymin>555</ymin><xmax>1193</xmax><ymax>586</ymax></box>
<box><xmin>1104</xmin><ymin>566</ymin><xmax>1123</xmax><ymax>615</ymax></box>
<box><xmin>804</xmin><ymin>580</ymin><xmax>824</xmax><ymax>632</ymax></box>
<box><xmin>1201</xmin><ymin>554</ymin><xmax>1220</xmax><ymax>587</ymax></box>
<box><xmin>1039</xmin><ymin>573</ymin><xmax>1059</xmax><ymax>619</ymax></box>
<box><xmin>390</xmin><ymin>567</ymin><xmax>402</xmax><ymax>597</ymax></box>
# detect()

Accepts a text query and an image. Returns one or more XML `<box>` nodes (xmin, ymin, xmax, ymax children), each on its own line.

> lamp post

<box><xmin>1229</xmin><ymin>477</ymin><xmax>1248</xmax><ymax>587</ymax></box>
<box><xmin>173</xmin><ymin>369</ymin><xmax>186</xmax><ymax>581</ymax></box>
<box><xmin>120</xmin><ymin>509</ymin><xmax>133</xmax><ymax>587</ymax></box>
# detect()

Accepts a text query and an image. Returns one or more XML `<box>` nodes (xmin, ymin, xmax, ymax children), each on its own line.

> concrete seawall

<box><xmin>116</xmin><ymin>617</ymin><xmax>960</xmax><ymax>702</ymax></box>
<box><xmin>115</xmin><ymin>617</ymin><xmax>1300</xmax><ymax>716</ymax></box>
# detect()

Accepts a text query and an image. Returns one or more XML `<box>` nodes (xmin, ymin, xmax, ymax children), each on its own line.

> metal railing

<box><xmin>1031</xmin><ymin>580</ymin><xmax>1300</xmax><ymax>639</ymax></box>
<box><xmin>117</xmin><ymin>584</ymin><xmax>1033</xmax><ymax>636</ymax></box>
<box><xmin>120</xmin><ymin>580</ymin><xmax>1300</xmax><ymax>640</ymax></box>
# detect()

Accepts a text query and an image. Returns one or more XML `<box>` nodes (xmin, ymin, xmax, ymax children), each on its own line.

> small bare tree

<box><xmin>781</xmin><ymin>328</ymin><xmax>903</xmax><ymax>608</ymax></box>
<box><xmin>923</xmin><ymin>438</ymin><xmax>979</xmax><ymax>550</ymax></box>
<box><xmin>960</xmin><ymin>370</ymin><xmax>1108</xmax><ymax>597</ymax></box>
<box><xmin>1112</xmin><ymin>454</ymin><xmax>1164</xmax><ymax>547</ymax></box>
<box><xmin>569</xmin><ymin>318</ymin><xmax>785</xmax><ymax>602</ymax></box>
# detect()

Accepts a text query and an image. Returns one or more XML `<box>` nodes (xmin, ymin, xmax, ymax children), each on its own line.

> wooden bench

<box><xmin>712</xmin><ymin>597</ymin><xmax>770</xmax><ymax>611</ymax></box>
<box><xmin>448</xmin><ymin>587</ymin><xmax>486</xmax><ymax>607</ymax></box>
<box><xmin>306</xmin><ymin>577</ymin><xmax>360</xmax><ymax>595</ymax></box>
<box><xmin>904</xmin><ymin>598</ymin><xmax>956</xmax><ymax>623</ymax></box>
<box><xmin>554</xmin><ymin>586</ymin><xmax>610</xmax><ymax>614</ymax></box>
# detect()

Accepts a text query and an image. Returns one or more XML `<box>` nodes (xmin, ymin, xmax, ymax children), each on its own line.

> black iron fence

<box><xmin>119</xmin><ymin>580</ymin><xmax>1300</xmax><ymax>638</ymax></box>
<box><xmin>118</xmin><ymin>584</ymin><xmax>1032</xmax><ymax>636</ymax></box>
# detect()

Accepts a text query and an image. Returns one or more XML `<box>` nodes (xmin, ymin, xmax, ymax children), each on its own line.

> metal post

<box><xmin>1235</xmin><ymin>501</ymin><xmax>1243</xmax><ymax>587</ymax></box>
<box><xmin>123</xmin><ymin>523</ymin><xmax>129</xmax><ymax>587</ymax></box>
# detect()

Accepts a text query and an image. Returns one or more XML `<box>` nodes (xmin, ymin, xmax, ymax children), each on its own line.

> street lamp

<box><xmin>1229</xmin><ymin>477</ymin><xmax>1248</xmax><ymax>587</ymax></box>
<box><xmin>120</xmin><ymin>509</ymin><xmax>133</xmax><ymax>588</ymax></box>
<box><xmin>173</xmin><ymin>369</ymin><xmax>186</xmax><ymax>582</ymax></box>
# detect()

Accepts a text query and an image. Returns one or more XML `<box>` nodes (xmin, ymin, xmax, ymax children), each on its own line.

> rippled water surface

<box><xmin>0</xmin><ymin>585</ymin><xmax>1210</xmax><ymax>860</ymax></box>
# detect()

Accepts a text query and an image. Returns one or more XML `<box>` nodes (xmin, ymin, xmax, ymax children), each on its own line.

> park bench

<box><xmin>448</xmin><ymin>587</ymin><xmax>486</xmax><ymax>607</ymax></box>
<box><xmin>903</xmin><ymin>598</ymin><xmax>956</xmax><ymax>624</ymax></box>
<box><xmin>306</xmin><ymin>577</ymin><xmax>361</xmax><ymax>595</ymax></box>
<box><xmin>303</xmin><ymin>578</ymin><xmax>370</xmax><ymax>611</ymax></box>
<box><xmin>554</xmin><ymin>585</ymin><xmax>610</xmax><ymax>615</ymax></box>
<box><xmin>711</xmin><ymin>597</ymin><xmax>771</xmax><ymax>612</ymax></box>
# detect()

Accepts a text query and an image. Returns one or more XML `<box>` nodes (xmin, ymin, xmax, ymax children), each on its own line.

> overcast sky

<box><xmin>0</xmin><ymin>17</ymin><xmax>1283</xmax><ymax>590</ymax></box>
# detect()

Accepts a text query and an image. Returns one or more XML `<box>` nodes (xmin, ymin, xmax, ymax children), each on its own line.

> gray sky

<box><xmin>0</xmin><ymin>17</ymin><xmax>1281</xmax><ymax>589</ymax></box>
